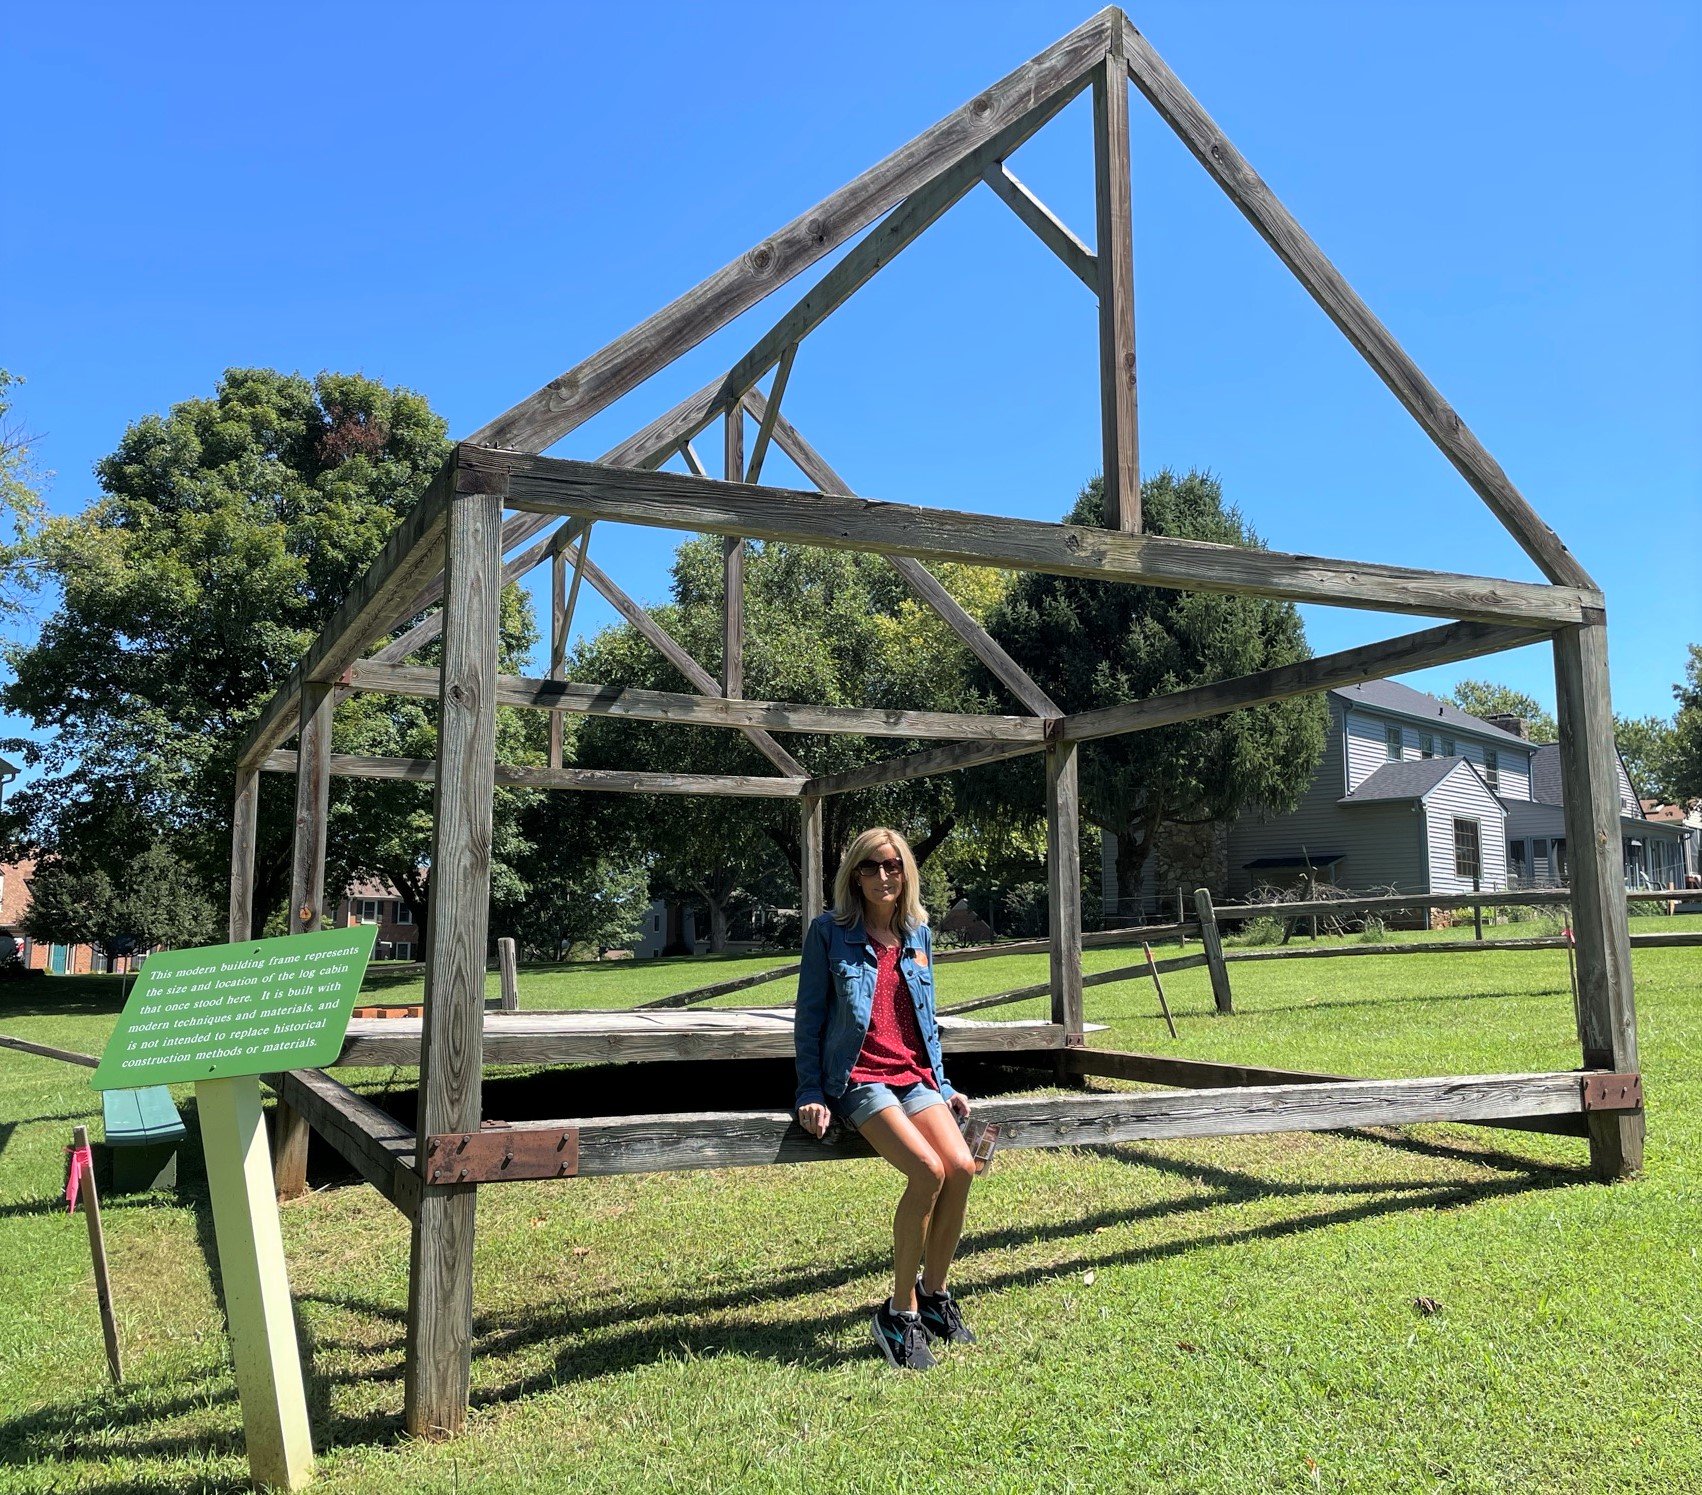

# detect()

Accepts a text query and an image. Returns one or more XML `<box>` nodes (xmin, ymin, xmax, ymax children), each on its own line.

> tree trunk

<box><xmin>911</xmin><ymin>816</ymin><xmax>957</xmax><ymax>867</ymax></box>
<box><xmin>660</xmin><ymin>900</ymin><xmax>692</xmax><ymax>957</ymax></box>
<box><xmin>1112</xmin><ymin>810</ymin><xmax>1160</xmax><ymax>917</ymax></box>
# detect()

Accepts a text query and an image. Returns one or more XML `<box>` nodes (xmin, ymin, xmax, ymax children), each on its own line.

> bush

<box><xmin>1359</xmin><ymin>915</ymin><xmax>1387</xmax><ymax>943</ymax></box>
<box><xmin>1628</xmin><ymin>896</ymin><xmax>1670</xmax><ymax>918</ymax></box>
<box><xmin>1231</xmin><ymin>915</ymin><xmax>1286</xmax><ymax>947</ymax></box>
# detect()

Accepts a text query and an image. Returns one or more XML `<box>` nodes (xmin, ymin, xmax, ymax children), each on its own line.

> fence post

<box><xmin>497</xmin><ymin>937</ymin><xmax>519</xmax><ymax>1012</ymax></box>
<box><xmin>1194</xmin><ymin>888</ymin><xmax>1234</xmax><ymax>1015</ymax></box>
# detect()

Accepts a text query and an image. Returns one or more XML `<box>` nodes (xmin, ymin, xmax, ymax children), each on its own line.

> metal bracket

<box><xmin>423</xmin><ymin>1126</ymin><xmax>580</xmax><ymax>1183</ymax></box>
<box><xmin>1063</xmin><ymin>1032</ymin><xmax>1087</xmax><ymax>1049</ymax></box>
<box><xmin>1580</xmin><ymin>1072</ymin><xmax>1642</xmax><ymax>1112</ymax></box>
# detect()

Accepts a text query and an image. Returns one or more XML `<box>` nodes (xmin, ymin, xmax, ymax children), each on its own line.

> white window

<box><xmin>392</xmin><ymin>941</ymin><xmax>414</xmax><ymax>962</ymax></box>
<box><xmin>1419</xmin><ymin>733</ymin><xmax>1434</xmax><ymax>759</ymax></box>
<box><xmin>1484</xmin><ymin>748</ymin><xmax>1499</xmax><ymax>791</ymax></box>
<box><xmin>1385</xmin><ymin>725</ymin><xmax>1403</xmax><ymax>762</ymax></box>
<box><xmin>1442</xmin><ymin>737</ymin><xmax>1456</xmax><ymax>757</ymax></box>
<box><xmin>357</xmin><ymin>899</ymin><xmax>382</xmax><ymax>925</ymax></box>
<box><xmin>393</xmin><ymin>902</ymin><xmax>414</xmax><ymax>924</ymax></box>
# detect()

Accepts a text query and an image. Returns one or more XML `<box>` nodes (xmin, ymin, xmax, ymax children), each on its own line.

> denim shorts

<box><xmin>835</xmin><ymin>1079</ymin><xmax>945</xmax><ymax>1131</ymax></box>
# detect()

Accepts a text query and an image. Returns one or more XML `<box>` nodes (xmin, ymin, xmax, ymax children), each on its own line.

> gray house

<box><xmin>1100</xmin><ymin>679</ymin><xmax>1688</xmax><ymax>915</ymax></box>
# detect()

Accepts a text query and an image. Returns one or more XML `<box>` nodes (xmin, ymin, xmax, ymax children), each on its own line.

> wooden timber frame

<box><xmin>229</xmin><ymin>8</ymin><xmax>1642</xmax><ymax>1441</ymax></box>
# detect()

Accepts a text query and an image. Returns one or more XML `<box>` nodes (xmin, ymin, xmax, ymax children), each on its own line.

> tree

<box><xmin>23</xmin><ymin>842</ymin><xmax>218</xmax><ymax>960</ymax></box>
<box><xmin>0</xmin><ymin>370</ymin><xmax>47</xmax><ymax>618</ymax></box>
<box><xmin>1660</xmin><ymin>644</ymin><xmax>1702</xmax><ymax>801</ymax></box>
<box><xmin>1614</xmin><ymin>713</ymin><xmax>1675</xmax><ymax>802</ymax></box>
<box><xmin>562</xmin><ymin>535</ymin><xmax>1021</xmax><ymax>949</ymax></box>
<box><xmin>1450</xmin><ymin>680</ymin><xmax>1558</xmax><ymax>742</ymax></box>
<box><xmin>975</xmin><ymin>471</ymin><xmax>1328</xmax><ymax>910</ymax></box>
<box><xmin>2</xmin><ymin>368</ymin><xmax>457</xmax><ymax>932</ymax></box>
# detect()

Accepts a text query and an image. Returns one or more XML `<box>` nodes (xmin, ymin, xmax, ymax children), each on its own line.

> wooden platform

<box><xmin>332</xmin><ymin>1008</ymin><xmax>1104</xmax><ymax>1068</ymax></box>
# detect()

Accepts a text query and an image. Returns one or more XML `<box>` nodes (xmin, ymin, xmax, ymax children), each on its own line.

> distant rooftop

<box><xmin>1331</xmin><ymin>679</ymin><xmax>1533</xmax><ymax>747</ymax></box>
<box><xmin>1341</xmin><ymin>757</ymin><xmax>1478</xmax><ymax>804</ymax></box>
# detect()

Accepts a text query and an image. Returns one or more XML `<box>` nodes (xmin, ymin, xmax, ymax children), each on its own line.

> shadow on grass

<box><xmin>0</xmin><ymin>1071</ymin><xmax>1594</xmax><ymax>1470</ymax></box>
<box><xmin>0</xmin><ymin>976</ymin><xmax>131</xmax><ymax>1019</ymax></box>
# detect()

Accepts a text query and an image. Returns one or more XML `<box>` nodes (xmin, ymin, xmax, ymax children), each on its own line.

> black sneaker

<box><xmin>916</xmin><ymin>1282</ymin><xmax>976</xmax><ymax>1345</ymax></box>
<box><xmin>871</xmin><ymin>1302</ymin><xmax>937</xmax><ymax>1370</ymax></box>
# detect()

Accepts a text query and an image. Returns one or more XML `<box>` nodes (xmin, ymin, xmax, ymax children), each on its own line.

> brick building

<box><xmin>332</xmin><ymin>876</ymin><xmax>422</xmax><ymax>961</ymax></box>
<box><xmin>0</xmin><ymin>858</ymin><xmax>133</xmax><ymax>974</ymax></box>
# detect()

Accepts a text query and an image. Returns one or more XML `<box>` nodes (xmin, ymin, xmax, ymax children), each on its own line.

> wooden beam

<box><xmin>336</xmin><ymin>1011</ymin><xmax>1073</xmax><ymax>1069</ymax></box>
<box><xmin>1047</xmin><ymin>742</ymin><xmax>1084</xmax><ymax>1037</ymax></box>
<box><xmin>259</xmin><ymin>751</ymin><xmax>806</xmax><ymax>798</ymax></box>
<box><xmin>549</xmin><ymin>544</ymin><xmax>567</xmax><ymax>769</ymax></box>
<box><xmin>638</xmin><ymin>961</ymin><xmax>802</xmax><ymax>1011</ymax></box>
<box><xmin>403</xmin><ymin>1072</ymin><xmax>1590</xmax><ymax>1176</ymax></box>
<box><xmin>723</xmin><ymin>407</ymin><xmax>745</xmax><ymax>700</ymax></box>
<box><xmin>274</xmin><ymin>1068</ymin><xmax>417</xmax><ymax>1219</ymax></box>
<box><xmin>571</xmin><ymin>546</ymin><xmax>806</xmax><ymax>777</ymax></box>
<box><xmin>229</xmin><ymin>767</ymin><xmax>259</xmax><ymax>944</ymax></box>
<box><xmin>1062</xmin><ymin>621</ymin><xmax>1548</xmax><ymax>743</ymax></box>
<box><xmin>470</xmin><ymin>12</ymin><xmax>1114</xmax><ymax>455</ymax></box>
<box><xmin>1093</xmin><ymin>43</ymin><xmax>1140</xmax><ymax>532</ymax></box>
<box><xmin>802</xmin><ymin>796</ymin><xmax>825</xmax><ymax>928</ymax></box>
<box><xmin>1553</xmin><ymin>623</ymin><xmax>1642</xmax><ymax>1179</ymax></box>
<box><xmin>405</xmin><ymin>482</ymin><xmax>502</xmax><ymax>1441</ymax></box>
<box><xmin>478</xmin><ymin>449</ymin><xmax>1600</xmax><ymax>627</ymax></box>
<box><xmin>1119</xmin><ymin>16</ymin><xmax>1593</xmax><ymax>590</ymax></box>
<box><xmin>981</xmin><ymin>162</ymin><xmax>1098</xmax><ymax>291</ymax></box>
<box><xmin>743</xmin><ymin>342</ymin><xmax>796</xmax><ymax>486</ymax></box>
<box><xmin>803</xmin><ymin>735</ymin><xmax>1045</xmax><ymax>797</ymax></box>
<box><xmin>345</xmin><ymin>661</ymin><xmax>1045</xmax><ymax>741</ymax></box>
<box><xmin>746</xmin><ymin>392</ymin><xmax>1062</xmax><ymax>717</ymax></box>
<box><xmin>0</xmin><ymin>1033</ymin><xmax>100</xmax><ymax>1067</ymax></box>
<box><xmin>237</xmin><ymin>463</ymin><xmax>455</xmax><ymax>770</ymax></box>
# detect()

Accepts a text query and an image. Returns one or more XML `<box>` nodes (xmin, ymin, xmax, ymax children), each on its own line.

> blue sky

<box><xmin>6</xmin><ymin>1</ymin><xmax>1698</xmax><ymax>757</ymax></box>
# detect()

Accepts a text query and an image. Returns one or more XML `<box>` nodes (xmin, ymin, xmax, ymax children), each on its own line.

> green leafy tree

<box><xmin>1659</xmin><ymin>644</ymin><xmax>1702</xmax><ymax>802</ymax></box>
<box><xmin>975</xmin><ymin>471</ymin><xmax>1327</xmax><ymax>912</ymax></box>
<box><xmin>2</xmin><ymin>368</ymin><xmax>455</xmax><ymax>932</ymax></box>
<box><xmin>1614</xmin><ymin>713</ymin><xmax>1675</xmax><ymax>802</ymax></box>
<box><xmin>23</xmin><ymin>842</ymin><xmax>218</xmax><ymax>960</ymax></box>
<box><xmin>1450</xmin><ymin>680</ymin><xmax>1558</xmax><ymax>742</ymax></box>
<box><xmin>0</xmin><ymin>370</ymin><xmax>47</xmax><ymax>617</ymax></box>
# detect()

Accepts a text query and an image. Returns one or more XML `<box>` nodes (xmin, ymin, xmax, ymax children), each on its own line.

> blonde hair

<box><xmin>830</xmin><ymin>827</ymin><xmax>928</xmax><ymax>933</ymax></box>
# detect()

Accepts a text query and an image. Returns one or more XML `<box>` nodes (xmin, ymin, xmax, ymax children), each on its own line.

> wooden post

<box><xmin>1194</xmin><ymin>888</ymin><xmax>1234</xmax><ymax>1015</ymax></box>
<box><xmin>1552</xmin><ymin>623</ymin><xmax>1642</xmax><ymax>1179</ymax></box>
<box><xmin>801</xmin><ymin>797</ymin><xmax>825</xmax><ymax>929</ymax></box>
<box><xmin>196</xmin><ymin>1075</ymin><xmax>315</xmax><ymax>1490</ymax></box>
<box><xmin>72</xmin><ymin>1124</ymin><xmax>122</xmax><ymax>1384</ymax></box>
<box><xmin>1473</xmin><ymin>876</ymin><xmax>1484</xmax><ymax>941</ymax></box>
<box><xmin>497</xmin><ymin>937</ymin><xmax>519</xmax><ymax>1012</ymax></box>
<box><xmin>548</xmin><ymin>545</ymin><xmax>566</xmax><ymax>770</ymax></box>
<box><xmin>230</xmin><ymin>768</ymin><xmax>259</xmax><ymax>944</ymax></box>
<box><xmin>1092</xmin><ymin>40</ymin><xmax>1139</xmax><ymax>533</ymax></box>
<box><xmin>1046</xmin><ymin>742</ymin><xmax>1084</xmax><ymax>1038</ymax></box>
<box><xmin>724</xmin><ymin>408</ymin><xmax>745</xmax><ymax>699</ymax></box>
<box><xmin>405</xmin><ymin>463</ymin><xmax>503</xmax><ymax>1439</ymax></box>
<box><xmin>275</xmin><ymin>680</ymin><xmax>332</xmax><ymax>1203</ymax></box>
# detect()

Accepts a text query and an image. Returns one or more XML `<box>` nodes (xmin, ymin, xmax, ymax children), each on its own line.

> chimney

<box><xmin>1481</xmin><ymin>714</ymin><xmax>1527</xmax><ymax>739</ymax></box>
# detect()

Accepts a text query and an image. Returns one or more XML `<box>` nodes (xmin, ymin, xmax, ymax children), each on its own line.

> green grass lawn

<box><xmin>1</xmin><ymin>922</ymin><xmax>1696</xmax><ymax>1493</ymax></box>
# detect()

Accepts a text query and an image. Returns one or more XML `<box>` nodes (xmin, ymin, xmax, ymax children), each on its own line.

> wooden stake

<box><xmin>1046</xmin><ymin>742</ymin><xmax>1084</xmax><ymax>1038</ymax></box>
<box><xmin>497</xmin><ymin>937</ymin><xmax>520</xmax><ymax>1012</ymax></box>
<box><xmin>71</xmin><ymin>1124</ymin><xmax>122</xmax><ymax>1385</ymax></box>
<box><xmin>1143</xmin><ymin>943</ymin><xmax>1178</xmax><ymax>1039</ymax></box>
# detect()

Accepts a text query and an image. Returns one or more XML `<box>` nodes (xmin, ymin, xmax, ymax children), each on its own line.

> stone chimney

<box><xmin>1481</xmin><ymin>713</ymin><xmax>1527</xmax><ymax>740</ymax></box>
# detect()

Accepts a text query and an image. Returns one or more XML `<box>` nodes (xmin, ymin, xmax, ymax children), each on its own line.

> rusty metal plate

<box><xmin>1580</xmin><ymin>1073</ymin><xmax>1642</xmax><ymax>1112</ymax></box>
<box><xmin>424</xmin><ymin>1126</ymin><xmax>579</xmax><ymax>1183</ymax></box>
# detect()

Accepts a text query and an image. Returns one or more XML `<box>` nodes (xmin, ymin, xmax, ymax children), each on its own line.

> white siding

<box><xmin>1345</xmin><ymin>707</ymin><xmax>1535</xmax><ymax>801</ymax></box>
<box><xmin>1343</xmin><ymin>710</ymin><xmax>1393</xmax><ymax>792</ymax></box>
<box><xmin>1424</xmin><ymin>764</ymin><xmax>1509</xmax><ymax>892</ymax></box>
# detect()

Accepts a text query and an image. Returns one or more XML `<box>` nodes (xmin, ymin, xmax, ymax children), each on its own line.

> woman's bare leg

<box><xmin>909</xmin><ymin>1104</ymin><xmax>976</xmax><ymax>1294</ymax></box>
<box><xmin>857</xmin><ymin>1106</ymin><xmax>947</xmax><ymax>1312</ymax></box>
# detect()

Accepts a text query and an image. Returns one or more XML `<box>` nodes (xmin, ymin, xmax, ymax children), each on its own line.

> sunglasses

<box><xmin>855</xmin><ymin>857</ymin><xmax>904</xmax><ymax>879</ymax></box>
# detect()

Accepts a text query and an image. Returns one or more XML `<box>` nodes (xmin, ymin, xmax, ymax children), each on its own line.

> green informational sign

<box><xmin>91</xmin><ymin>926</ymin><xmax>378</xmax><ymax>1091</ymax></box>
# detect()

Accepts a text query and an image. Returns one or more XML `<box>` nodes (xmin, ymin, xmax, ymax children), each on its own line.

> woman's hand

<box><xmin>949</xmin><ymin>1092</ymin><xmax>971</xmax><ymax>1121</ymax></box>
<box><xmin>797</xmin><ymin>1103</ymin><xmax>833</xmax><ymax>1138</ymax></box>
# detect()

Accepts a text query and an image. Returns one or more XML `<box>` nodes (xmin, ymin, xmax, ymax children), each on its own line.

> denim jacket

<box><xmin>793</xmin><ymin>911</ymin><xmax>955</xmax><ymax>1114</ymax></box>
